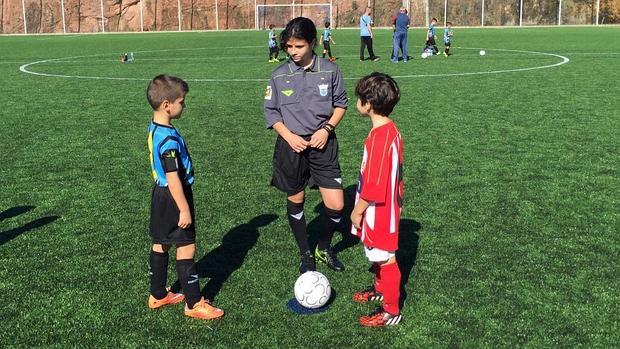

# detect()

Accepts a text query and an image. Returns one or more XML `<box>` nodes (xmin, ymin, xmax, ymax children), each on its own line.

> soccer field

<box><xmin>1</xmin><ymin>27</ymin><xmax>619</xmax><ymax>347</ymax></box>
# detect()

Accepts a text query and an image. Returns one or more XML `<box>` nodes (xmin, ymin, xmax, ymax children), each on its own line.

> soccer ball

<box><xmin>421</xmin><ymin>52</ymin><xmax>428</xmax><ymax>59</ymax></box>
<box><xmin>479</xmin><ymin>50</ymin><xmax>486</xmax><ymax>56</ymax></box>
<box><xmin>294</xmin><ymin>271</ymin><xmax>331</xmax><ymax>309</ymax></box>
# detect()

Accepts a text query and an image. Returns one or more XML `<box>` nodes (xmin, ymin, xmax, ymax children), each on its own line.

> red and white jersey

<box><xmin>351</xmin><ymin>121</ymin><xmax>404</xmax><ymax>251</ymax></box>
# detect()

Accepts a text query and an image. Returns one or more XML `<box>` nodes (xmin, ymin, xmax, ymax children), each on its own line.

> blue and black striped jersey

<box><xmin>147</xmin><ymin>121</ymin><xmax>194</xmax><ymax>187</ymax></box>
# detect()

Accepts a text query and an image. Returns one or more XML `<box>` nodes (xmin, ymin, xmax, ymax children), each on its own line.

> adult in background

<box><xmin>359</xmin><ymin>7</ymin><xmax>379</xmax><ymax>62</ymax></box>
<box><xmin>392</xmin><ymin>7</ymin><xmax>410</xmax><ymax>63</ymax></box>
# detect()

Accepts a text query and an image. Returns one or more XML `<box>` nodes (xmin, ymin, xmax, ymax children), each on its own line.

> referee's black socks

<box><xmin>318</xmin><ymin>206</ymin><xmax>343</xmax><ymax>250</ymax></box>
<box><xmin>176</xmin><ymin>259</ymin><xmax>202</xmax><ymax>309</ymax></box>
<box><xmin>287</xmin><ymin>200</ymin><xmax>310</xmax><ymax>254</ymax></box>
<box><xmin>149</xmin><ymin>250</ymin><xmax>169</xmax><ymax>300</ymax></box>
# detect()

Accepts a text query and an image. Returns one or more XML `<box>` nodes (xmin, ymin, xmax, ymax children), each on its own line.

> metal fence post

<box><xmin>61</xmin><ymin>0</ymin><xmax>66</xmax><ymax>33</ymax></box>
<box><xmin>177</xmin><ymin>0</ymin><xmax>182</xmax><ymax>31</ymax></box>
<box><xmin>100</xmin><ymin>0</ymin><xmax>105</xmax><ymax>32</ymax></box>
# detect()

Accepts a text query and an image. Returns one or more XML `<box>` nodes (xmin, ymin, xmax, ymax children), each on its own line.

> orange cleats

<box><xmin>148</xmin><ymin>289</ymin><xmax>185</xmax><ymax>309</ymax></box>
<box><xmin>353</xmin><ymin>286</ymin><xmax>383</xmax><ymax>303</ymax></box>
<box><xmin>359</xmin><ymin>307</ymin><xmax>402</xmax><ymax>327</ymax></box>
<box><xmin>184</xmin><ymin>298</ymin><xmax>224</xmax><ymax>320</ymax></box>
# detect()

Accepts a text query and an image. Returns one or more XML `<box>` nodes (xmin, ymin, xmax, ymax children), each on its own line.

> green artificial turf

<box><xmin>0</xmin><ymin>26</ymin><xmax>618</xmax><ymax>347</ymax></box>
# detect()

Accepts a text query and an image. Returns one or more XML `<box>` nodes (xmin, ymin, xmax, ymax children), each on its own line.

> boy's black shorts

<box><xmin>150</xmin><ymin>185</ymin><xmax>196</xmax><ymax>245</ymax></box>
<box><xmin>323</xmin><ymin>40</ymin><xmax>331</xmax><ymax>50</ymax></box>
<box><xmin>269</xmin><ymin>46</ymin><xmax>278</xmax><ymax>55</ymax></box>
<box><xmin>271</xmin><ymin>133</ymin><xmax>343</xmax><ymax>195</ymax></box>
<box><xmin>426</xmin><ymin>37</ymin><xmax>437</xmax><ymax>46</ymax></box>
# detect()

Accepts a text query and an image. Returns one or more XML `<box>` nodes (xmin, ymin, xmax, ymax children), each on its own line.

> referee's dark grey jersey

<box><xmin>264</xmin><ymin>55</ymin><xmax>348</xmax><ymax>136</ymax></box>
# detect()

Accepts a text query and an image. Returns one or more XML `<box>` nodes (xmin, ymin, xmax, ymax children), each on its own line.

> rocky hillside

<box><xmin>1</xmin><ymin>0</ymin><xmax>618</xmax><ymax>34</ymax></box>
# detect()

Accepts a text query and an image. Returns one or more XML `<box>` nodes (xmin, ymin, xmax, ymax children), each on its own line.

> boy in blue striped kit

<box><xmin>425</xmin><ymin>18</ymin><xmax>439</xmax><ymax>55</ymax></box>
<box><xmin>268</xmin><ymin>24</ymin><xmax>280</xmax><ymax>63</ymax></box>
<box><xmin>443</xmin><ymin>22</ymin><xmax>453</xmax><ymax>57</ymax></box>
<box><xmin>322</xmin><ymin>21</ymin><xmax>337</xmax><ymax>62</ymax></box>
<box><xmin>146</xmin><ymin>74</ymin><xmax>224</xmax><ymax>320</ymax></box>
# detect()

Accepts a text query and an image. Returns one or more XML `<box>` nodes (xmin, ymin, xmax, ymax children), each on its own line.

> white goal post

<box><xmin>255</xmin><ymin>2</ymin><xmax>333</xmax><ymax>30</ymax></box>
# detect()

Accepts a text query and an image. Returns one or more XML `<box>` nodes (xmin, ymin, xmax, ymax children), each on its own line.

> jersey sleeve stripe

<box><xmin>374</xmin><ymin>128</ymin><xmax>390</xmax><ymax>186</ymax></box>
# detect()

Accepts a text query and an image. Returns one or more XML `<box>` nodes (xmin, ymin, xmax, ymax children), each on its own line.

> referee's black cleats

<box><xmin>315</xmin><ymin>247</ymin><xmax>345</xmax><ymax>272</ymax></box>
<box><xmin>299</xmin><ymin>251</ymin><xmax>316</xmax><ymax>274</ymax></box>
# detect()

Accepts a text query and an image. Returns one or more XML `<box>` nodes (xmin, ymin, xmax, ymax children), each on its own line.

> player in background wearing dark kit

<box><xmin>322</xmin><ymin>21</ymin><xmax>336</xmax><ymax>62</ymax></box>
<box><xmin>425</xmin><ymin>17</ymin><xmax>439</xmax><ymax>55</ymax></box>
<box><xmin>268</xmin><ymin>24</ymin><xmax>280</xmax><ymax>63</ymax></box>
<box><xmin>264</xmin><ymin>17</ymin><xmax>348</xmax><ymax>274</ymax></box>
<box><xmin>359</xmin><ymin>7</ymin><xmax>379</xmax><ymax>61</ymax></box>
<box><xmin>146</xmin><ymin>75</ymin><xmax>224</xmax><ymax>320</ymax></box>
<box><xmin>443</xmin><ymin>22</ymin><xmax>453</xmax><ymax>57</ymax></box>
<box><xmin>351</xmin><ymin>73</ymin><xmax>405</xmax><ymax>327</ymax></box>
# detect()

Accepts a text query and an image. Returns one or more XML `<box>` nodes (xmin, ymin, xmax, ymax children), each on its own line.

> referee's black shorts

<box><xmin>150</xmin><ymin>185</ymin><xmax>196</xmax><ymax>245</ymax></box>
<box><xmin>271</xmin><ymin>133</ymin><xmax>343</xmax><ymax>195</ymax></box>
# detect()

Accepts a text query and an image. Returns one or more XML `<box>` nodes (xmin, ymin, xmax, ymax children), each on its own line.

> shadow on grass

<box><xmin>193</xmin><ymin>213</ymin><xmax>278</xmax><ymax>302</ymax></box>
<box><xmin>0</xmin><ymin>206</ymin><xmax>60</xmax><ymax>247</ymax></box>
<box><xmin>0</xmin><ymin>206</ymin><xmax>35</xmax><ymax>221</ymax></box>
<box><xmin>307</xmin><ymin>185</ymin><xmax>360</xmax><ymax>254</ymax></box>
<box><xmin>397</xmin><ymin>219</ymin><xmax>421</xmax><ymax>309</ymax></box>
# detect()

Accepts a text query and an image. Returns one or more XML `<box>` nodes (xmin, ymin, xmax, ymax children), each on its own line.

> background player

<box><xmin>443</xmin><ymin>22</ymin><xmax>453</xmax><ymax>56</ymax></box>
<box><xmin>425</xmin><ymin>17</ymin><xmax>439</xmax><ymax>55</ymax></box>
<box><xmin>322</xmin><ymin>21</ymin><xmax>336</xmax><ymax>62</ymax></box>
<box><xmin>268</xmin><ymin>24</ymin><xmax>280</xmax><ymax>63</ymax></box>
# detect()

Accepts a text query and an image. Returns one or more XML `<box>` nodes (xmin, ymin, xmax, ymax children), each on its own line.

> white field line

<box><xmin>19</xmin><ymin>47</ymin><xmax>570</xmax><ymax>82</ymax></box>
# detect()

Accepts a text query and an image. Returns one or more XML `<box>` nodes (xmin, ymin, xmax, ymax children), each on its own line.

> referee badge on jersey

<box><xmin>318</xmin><ymin>84</ymin><xmax>329</xmax><ymax>97</ymax></box>
<box><xmin>264</xmin><ymin>85</ymin><xmax>272</xmax><ymax>100</ymax></box>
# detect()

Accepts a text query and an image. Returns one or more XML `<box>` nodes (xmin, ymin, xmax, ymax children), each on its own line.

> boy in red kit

<box><xmin>350</xmin><ymin>72</ymin><xmax>404</xmax><ymax>327</ymax></box>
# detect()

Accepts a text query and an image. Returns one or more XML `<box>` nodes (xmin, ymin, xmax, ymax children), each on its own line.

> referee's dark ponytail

<box><xmin>280</xmin><ymin>17</ymin><xmax>317</xmax><ymax>51</ymax></box>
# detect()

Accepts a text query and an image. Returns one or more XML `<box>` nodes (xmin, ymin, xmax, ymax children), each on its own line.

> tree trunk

<box><xmin>1</xmin><ymin>0</ymin><xmax>4</xmax><ymax>33</ymax></box>
<box><xmin>190</xmin><ymin>0</ymin><xmax>194</xmax><ymax>29</ymax></box>
<box><xmin>154</xmin><ymin>0</ymin><xmax>157</xmax><ymax>30</ymax></box>
<box><xmin>39</xmin><ymin>0</ymin><xmax>43</xmax><ymax>32</ymax></box>
<box><xmin>77</xmin><ymin>0</ymin><xmax>81</xmax><ymax>32</ymax></box>
<box><xmin>226</xmin><ymin>0</ymin><xmax>229</xmax><ymax>29</ymax></box>
<box><xmin>117</xmin><ymin>0</ymin><xmax>122</xmax><ymax>31</ymax></box>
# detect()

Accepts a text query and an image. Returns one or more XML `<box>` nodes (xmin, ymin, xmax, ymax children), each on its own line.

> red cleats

<box><xmin>352</xmin><ymin>286</ymin><xmax>383</xmax><ymax>303</ymax></box>
<box><xmin>359</xmin><ymin>307</ymin><xmax>402</xmax><ymax>327</ymax></box>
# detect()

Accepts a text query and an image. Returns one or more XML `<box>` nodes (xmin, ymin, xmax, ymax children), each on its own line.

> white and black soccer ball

<box><xmin>294</xmin><ymin>271</ymin><xmax>331</xmax><ymax>309</ymax></box>
<box><xmin>479</xmin><ymin>50</ymin><xmax>486</xmax><ymax>56</ymax></box>
<box><xmin>421</xmin><ymin>52</ymin><xmax>428</xmax><ymax>59</ymax></box>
